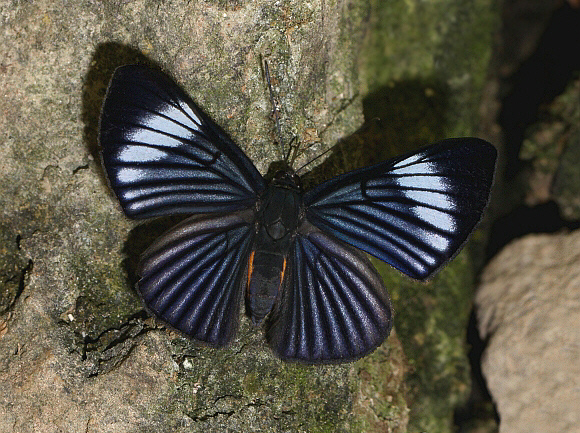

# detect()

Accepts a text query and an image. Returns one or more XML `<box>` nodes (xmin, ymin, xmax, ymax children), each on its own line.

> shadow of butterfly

<box><xmin>99</xmin><ymin>65</ymin><xmax>496</xmax><ymax>363</ymax></box>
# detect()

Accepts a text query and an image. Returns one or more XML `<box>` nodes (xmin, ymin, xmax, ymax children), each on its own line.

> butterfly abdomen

<box><xmin>247</xmin><ymin>172</ymin><xmax>303</xmax><ymax>325</ymax></box>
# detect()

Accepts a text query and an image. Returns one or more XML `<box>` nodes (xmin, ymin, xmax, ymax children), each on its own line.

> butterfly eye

<box><xmin>292</xmin><ymin>173</ymin><xmax>301</xmax><ymax>186</ymax></box>
<box><xmin>273</xmin><ymin>170</ymin><xmax>286</xmax><ymax>180</ymax></box>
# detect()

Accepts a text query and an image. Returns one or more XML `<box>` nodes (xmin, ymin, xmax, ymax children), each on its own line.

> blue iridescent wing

<box><xmin>137</xmin><ymin>210</ymin><xmax>255</xmax><ymax>346</ymax></box>
<box><xmin>99</xmin><ymin>65</ymin><xmax>265</xmax><ymax>219</ymax></box>
<box><xmin>267</xmin><ymin>221</ymin><xmax>393</xmax><ymax>362</ymax></box>
<box><xmin>303</xmin><ymin>138</ymin><xmax>496</xmax><ymax>280</ymax></box>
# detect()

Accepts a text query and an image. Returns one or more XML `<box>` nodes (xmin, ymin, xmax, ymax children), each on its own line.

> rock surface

<box><xmin>0</xmin><ymin>0</ymin><xmax>402</xmax><ymax>431</ymax></box>
<box><xmin>0</xmin><ymin>0</ymin><xmax>497</xmax><ymax>431</ymax></box>
<box><xmin>476</xmin><ymin>229</ymin><xmax>580</xmax><ymax>433</ymax></box>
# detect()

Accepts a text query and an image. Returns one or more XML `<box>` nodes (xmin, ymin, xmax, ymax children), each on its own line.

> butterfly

<box><xmin>99</xmin><ymin>64</ymin><xmax>496</xmax><ymax>363</ymax></box>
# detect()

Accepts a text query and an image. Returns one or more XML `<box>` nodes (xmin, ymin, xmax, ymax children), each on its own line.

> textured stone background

<box><xmin>5</xmin><ymin>0</ymin><xmax>577</xmax><ymax>432</ymax></box>
<box><xmin>473</xmin><ymin>2</ymin><xmax>580</xmax><ymax>433</ymax></box>
<box><xmin>477</xmin><ymin>230</ymin><xmax>580</xmax><ymax>433</ymax></box>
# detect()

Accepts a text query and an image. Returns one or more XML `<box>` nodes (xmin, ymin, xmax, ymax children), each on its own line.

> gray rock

<box><xmin>476</xmin><ymin>230</ymin><xmax>580</xmax><ymax>433</ymax></box>
<box><xmin>0</xmin><ymin>0</ymin><xmax>407</xmax><ymax>431</ymax></box>
<box><xmin>0</xmin><ymin>0</ymin><xmax>497</xmax><ymax>431</ymax></box>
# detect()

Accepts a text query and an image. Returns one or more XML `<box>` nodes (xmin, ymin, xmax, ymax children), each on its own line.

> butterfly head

<box><xmin>271</xmin><ymin>168</ymin><xmax>302</xmax><ymax>191</ymax></box>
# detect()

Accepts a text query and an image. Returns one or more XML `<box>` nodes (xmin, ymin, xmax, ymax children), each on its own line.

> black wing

<box><xmin>267</xmin><ymin>221</ymin><xmax>393</xmax><ymax>363</ymax></box>
<box><xmin>100</xmin><ymin>65</ymin><xmax>265</xmax><ymax>219</ymax></box>
<box><xmin>303</xmin><ymin>138</ymin><xmax>496</xmax><ymax>280</ymax></box>
<box><xmin>137</xmin><ymin>210</ymin><xmax>254</xmax><ymax>346</ymax></box>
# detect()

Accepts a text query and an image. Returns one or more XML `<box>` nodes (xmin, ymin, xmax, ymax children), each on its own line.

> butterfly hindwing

<box><xmin>137</xmin><ymin>210</ymin><xmax>255</xmax><ymax>346</ymax></box>
<box><xmin>99</xmin><ymin>65</ymin><xmax>265</xmax><ymax>219</ymax></box>
<box><xmin>303</xmin><ymin>138</ymin><xmax>497</xmax><ymax>280</ymax></box>
<box><xmin>267</xmin><ymin>221</ymin><xmax>393</xmax><ymax>363</ymax></box>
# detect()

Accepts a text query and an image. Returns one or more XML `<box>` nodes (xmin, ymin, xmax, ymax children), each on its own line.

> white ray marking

<box><xmin>125</xmin><ymin>127</ymin><xmax>188</xmax><ymax>149</ymax></box>
<box><xmin>155</xmin><ymin>102</ymin><xmax>200</xmax><ymax>131</ymax></box>
<box><xmin>414</xmin><ymin>205</ymin><xmax>456</xmax><ymax>232</ymax></box>
<box><xmin>393</xmin><ymin>175</ymin><xmax>448</xmax><ymax>191</ymax></box>
<box><xmin>118</xmin><ymin>145</ymin><xmax>168</xmax><ymax>163</ymax></box>
<box><xmin>132</xmin><ymin>102</ymin><xmax>200</xmax><ymax>141</ymax></box>
<box><xmin>393</xmin><ymin>152</ymin><xmax>425</xmax><ymax>168</ymax></box>
<box><xmin>177</xmin><ymin>100</ymin><xmax>202</xmax><ymax>127</ymax></box>
<box><xmin>394</xmin><ymin>161</ymin><xmax>455</xmax><ymax>251</ymax></box>
<box><xmin>391</xmin><ymin>161</ymin><xmax>444</xmax><ymax>176</ymax></box>
<box><xmin>117</xmin><ymin>167</ymin><xmax>143</xmax><ymax>183</ymax></box>
<box><xmin>403</xmin><ymin>189</ymin><xmax>456</xmax><ymax>211</ymax></box>
<box><xmin>415</xmin><ymin>226</ymin><xmax>451</xmax><ymax>253</ymax></box>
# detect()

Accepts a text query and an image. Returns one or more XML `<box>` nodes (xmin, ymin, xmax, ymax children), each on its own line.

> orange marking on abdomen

<box><xmin>279</xmin><ymin>257</ymin><xmax>287</xmax><ymax>288</ymax></box>
<box><xmin>247</xmin><ymin>250</ymin><xmax>255</xmax><ymax>292</ymax></box>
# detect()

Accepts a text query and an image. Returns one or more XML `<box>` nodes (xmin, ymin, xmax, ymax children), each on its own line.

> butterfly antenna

<box><xmin>287</xmin><ymin>136</ymin><xmax>301</xmax><ymax>167</ymax></box>
<box><xmin>264</xmin><ymin>61</ymin><xmax>286</xmax><ymax>158</ymax></box>
<box><xmin>295</xmin><ymin>145</ymin><xmax>334</xmax><ymax>175</ymax></box>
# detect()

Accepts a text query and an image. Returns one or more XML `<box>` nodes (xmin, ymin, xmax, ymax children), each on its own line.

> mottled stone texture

<box><xmin>0</xmin><ymin>0</ymin><xmax>496</xmax><ymax>431</ymax></box>
<box><xmin>521</xmin><ymin>77</ymin><xmax>580</xmax><ymax>218</ymax></box>
<box><xmin>477</xmin><ymin>230</ymin><xmax>580</xmax><ymax>433</ymax></box>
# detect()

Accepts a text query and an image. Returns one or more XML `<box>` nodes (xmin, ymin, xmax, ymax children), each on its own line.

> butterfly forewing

<box><xmin>100</xmin><ymin>65</ymin><xmax>265</xmax><ymax>219</ymax></box>
<box><xmin>267</xmin><ymin>221</ymin><xmax>393</xmax><ymax>363</ymax></box>
<box><xmin>138</xmin><ymin>210</ymin><xmax>255</xmax><ymax>346</ymax></box>
<box><xmin>303</xmin><ymin>138</ymin><xmax>496</xmax><ymax>280</ymax></box>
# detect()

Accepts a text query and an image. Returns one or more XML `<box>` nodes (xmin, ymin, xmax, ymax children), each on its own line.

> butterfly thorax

<box><xmin>247</xmin><ymin>169</ymin><xmax>303</xmax><ymax>325</ymax></box>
